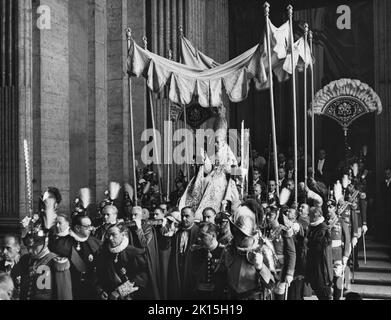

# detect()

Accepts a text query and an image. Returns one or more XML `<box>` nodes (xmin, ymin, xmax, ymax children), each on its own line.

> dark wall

<box><xmin>229</xmin><ymin>0</ymin><xmax>375</xmax><ymax>168</ymax></box>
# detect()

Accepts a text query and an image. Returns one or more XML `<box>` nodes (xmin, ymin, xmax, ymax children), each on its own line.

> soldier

<box><xmin>264</xmin><ymin>207</ymin><xmax>296</xmax><ymax>300</ymax></box>
<box><xmin>347</xmin><ymin>182</ymin><xmax>368</xmax><ymax>270</ymax></box>
<box><xmin>18</xmin><ymin>222</ymin><xmax>73</xmax><ymax>300</ymax></box>
<box><xmin>95</xmin><ymin>223</ymin><xmax>148</xmax><ymax>300</ymax></box>
<box><xmin>225</xmin><ymin>210</ymin><xmax>274</xmax><ymax>300</ymax></box>
<box><xmin>191</xmin><ymin>222</ymin><xmax>228</xmax><ymax>300</ymax></box>
<box><xmin>327</xmin><ymin>199</ymin><xmax>351</xmax><ymax>300</ymax></box>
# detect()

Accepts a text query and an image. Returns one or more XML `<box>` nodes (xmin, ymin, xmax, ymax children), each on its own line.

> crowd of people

<box><xmin>1</xmin><ymin>141</ymin><xmax>390</xmax><ymax>301</ymax></box>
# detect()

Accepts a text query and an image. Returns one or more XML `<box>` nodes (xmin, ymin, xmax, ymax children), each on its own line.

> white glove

<box><xmin>285</xmin><ymin>275</ymin><xmax>293</xmax><ymax>286</ymax></box>
<box><xmin>362</xmin><ymin>225</ymin><xmax>368</xmax><ymax>235</ymax></box>
<box><xmin>343</xmin><ymin>256</ymin><xmax>349</xmax><ymax>266</ymax></box>
<box><xmin>352</xmin><ymin>237</ymin><xmax>358</xmax><ymax>248</ymax></box>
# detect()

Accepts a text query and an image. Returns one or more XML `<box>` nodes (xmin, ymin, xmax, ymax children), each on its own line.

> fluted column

<box><xmin>88</xmin><ymin>0</ymin><xmax>109</xmax><ymax>202</ymax></box>
<box><xmin>18</xmin><ymin>0</ymin><xmax>33</xmax><ymax>221</ymax></box>
<box><xmin>31</xmin><ymin>0</ymin><xmax>71</xmax><ymax>213</ymax></box>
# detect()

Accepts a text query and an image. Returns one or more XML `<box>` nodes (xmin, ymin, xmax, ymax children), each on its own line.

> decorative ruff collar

<box><xmin>56</xmin><ymin>227</ymin><xmax>70</xmax><ymax>238</ymax></box>
<box><xmin>310</xmin><ymin>216</ymin><xmax>325</xmax><ymax>227</ymax></box>
<box><xmin>70</xmin><ymin>230</ymin><xmax>88</xmax><ymax>243</ymax></box>
<box><xmin>109</xmin><ymin>236</ymin><xmax>129</xmax><ymax>254</ymax></box>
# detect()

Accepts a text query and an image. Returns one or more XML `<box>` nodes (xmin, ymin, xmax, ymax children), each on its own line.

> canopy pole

<box><xmin>264</xmin><ymin>2</ymin><xmax>280</xmax><ymax>197</ymax></box>
<box><xmin>288</xmin><ymin>5</ymin><xmax>298</xmax><ymax>206</ymax></box>
<box><xmin>144</xmin><ymin>36</ymin><xmax>164</xmax><ymax>203</ymax></box>
<box><xmin>149</xmin><ymin>89</ymin><xmax>164</xmax><ymax>204</ymax></box>
<box><xmin>304</xmin><ymin>23</ymin><xmax>309</xmax><ymax>186</ymax></box>
<box><xmin>309</xmin><ymin>30</ymin><xmax>315</xmax><ymax>179</ymax></box>
<box><xmin>126</xmin><ymin>28</ymin><xmax>138</xmax><ymax>206</ymax></box>
<box><xmin>183</xmin><ymin>104</ymin><xmax>190</xmax><ymax>182</ymax></box>
<box><xmin>166</xmin><ymin>49</ymin><xmax>173</xmax><ymax>203</ymax></box>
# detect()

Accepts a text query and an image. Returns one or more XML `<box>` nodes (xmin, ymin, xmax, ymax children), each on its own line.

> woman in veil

<box><xmin>179</xmin><ymin>107</ymin><xmax>241</xmax><ymax>221</ymax></box>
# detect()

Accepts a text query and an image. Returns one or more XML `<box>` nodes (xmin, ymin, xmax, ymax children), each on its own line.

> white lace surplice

<box><xmin>179</xmin><ymin>143</ymin><xmax>240</xmax><ymax>221</ymax></box>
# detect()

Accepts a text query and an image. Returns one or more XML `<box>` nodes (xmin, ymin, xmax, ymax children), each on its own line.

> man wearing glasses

<box><xmin>69</xmin><ymin>213</ymin><xmax>102</xmax><ymax>300</ymax></box>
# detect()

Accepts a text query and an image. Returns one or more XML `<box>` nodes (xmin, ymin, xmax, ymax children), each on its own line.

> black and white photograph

<box><xmin>0</xmin><ymin>0</ymin><xmax>390</xmax><ymax>307</ymax></box>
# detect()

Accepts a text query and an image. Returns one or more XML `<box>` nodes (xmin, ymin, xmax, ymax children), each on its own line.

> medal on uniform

<box><xmin>76</xmin><ymin>242</ymin><xmax>81</xmax><ymax>251</ymax></box>
<box><xmin>114</xmin><ymin>253</ymin><xmax>119</xmax><ymax>264</ymax></box>
<box><xmin>88</xmin><ymin>254</ymin><xmax>94</xmax><ymax>262</ymax></box>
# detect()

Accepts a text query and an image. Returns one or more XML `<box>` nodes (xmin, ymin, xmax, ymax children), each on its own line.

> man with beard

<box><xmin>191</xmin><ymin>222</ymin><xmax>228</xmax><ymax>300</ymax></box>
<box><xmin>96</xmin><ymin>223</ymin><xmax>148</xmax><ymax>300</ymax></box>
<box><xmin>167</xmin><ymin>207</ymin><xmax>200</xmax><ymax>299</ymax></box>
<box><xmin>306</xmin><ymin>207</ymin><xmax>333</xmax><ymax>300</ymax></box>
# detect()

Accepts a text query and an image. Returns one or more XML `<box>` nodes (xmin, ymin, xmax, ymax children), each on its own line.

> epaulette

<box><xmin>53</xmin><ymin>256</ymin><xmax>70</xmax><ymax>272</ymax></box>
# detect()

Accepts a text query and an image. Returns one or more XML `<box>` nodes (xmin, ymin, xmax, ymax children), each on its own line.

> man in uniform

<box><xmin>347</xmin><ymin>182</ymin><xmax>368</xmax><ymax>270</ymax></box>
<box><xmin>18</xmin><ymin>222</ymin><xmax>73</xmax><ymax>300</ymax></box>
<box><xmin>225</xmin><ymin>211</ymin><xmax>274</xmax><ymax>300</ymax></box>
<box><xmin>191</xmin><ymin>222</ymin><xmax>228</xmax><ymax>300</ymax></box>
<box><xmin>327</xmin><ymin>199</ymin><xmax>351</xmax><ymax>300</ymax></box>
<box><xmin>264</xmin><ymin>207</ymin><xmax>296</xmax><ymax>300</ymax></box>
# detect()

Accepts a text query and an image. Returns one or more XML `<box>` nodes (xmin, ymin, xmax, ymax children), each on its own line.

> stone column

<box><xmin>18</xmin><ymin>0</ymin><xmax>33</xmax><ymax>220</ymax></box>
<box><xmin>33</xmin><ymin>0</ymin><xmax>71</xmax><ymax>213</ymax></box>
<box><xmin>107</xmin><ymin>0</ymin><xmax>129</xmax><ymax>183</ymax></box>
<box><xmin>69</xmin><ymin>0</ymin><xmax>89</xmax><ymax>203</ymax></box>
<box><xmin>88</xmin><ymin>0</ymin><xmax>109</xmax><ymax>202</ymax></box>
<box><xmin>128</xmin><ymin>0</ymin><xmax>147</xmax><ymax>176</ymax></box>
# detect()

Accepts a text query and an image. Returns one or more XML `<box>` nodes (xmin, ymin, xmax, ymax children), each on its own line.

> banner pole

<box><xmin>309</xmin><ymin>30</ymin><xmax>315</xmax><ymax>179</ymax></box>
<box><xmin>126</xmin><ymin>28</ymin><xmax>138</xmax><ymax>206</ymax></box>
<box><xmin>166</xmin><ymin>49</ymin><xmax>173</xmax><ymax>203</ymax></box>
<box><xmin>288</xmin><ymin>5</ymin><xmax>298</xmax><ymax>206</ymax></box>
<box><xmin>264</xmin><ymin>2</ymin><xmax>280</xmax><ymax>197</ymax></box>
<box><xmin>304</xmin><ymin>23</ymin><xmax>309</xmax><ymax>186</ymax></box>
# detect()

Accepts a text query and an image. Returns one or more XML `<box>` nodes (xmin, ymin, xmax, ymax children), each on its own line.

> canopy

<box><xmin>180</xmin><ymin>36</ymin><xmax>220</xmax><ymax>70</ymax></box>
<box><xmin>128</xmin><ymin>20</ymin><xmax>310</xmax><ymax>108</ymax></box>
